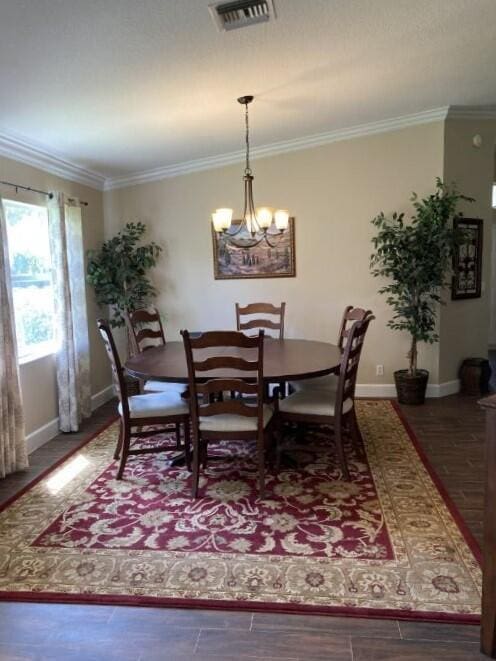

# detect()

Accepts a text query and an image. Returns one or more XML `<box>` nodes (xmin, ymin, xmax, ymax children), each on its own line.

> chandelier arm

<box><xmin>246</xmin><ymin>175</ymin><xmax>261</xmax><ymax>235</ymax></box>
<box><xmin>224</xmin><ymin>226</ymin><xmax>286</xmax><ymax>249</ymax></box>
<box><xmin>227</xmin><ymin>222</ymin><xmax>245</xmax><ymax>237</ymax></box>
<box><xmin>244</xmin><ymin>102</ymin><xmax>251</xmax><ymax>175</ymax></box>
<box><xmin>262</xmin><ymin>231</ymin><xmax>286</xmax><ymax>249</ymax></box>
<box><xmin>226</xmin><ymin>234</ymin><xmax>265</xmax><ymax>249</ymax></box>
<box><xmin>228</xmin><ymin>225</ymin><xmax>286</xmax><ymax>249</ymax></box>
<box><xmin>242</xmin><ymin>177</ymin><xmax>249</xmax><ymax>231</ymax></box>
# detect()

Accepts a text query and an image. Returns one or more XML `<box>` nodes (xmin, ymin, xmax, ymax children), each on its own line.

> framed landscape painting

<box><xmin>451</xmin><ymin>217</ymin><xmax>483</xmax><ymax>300</ymax></box>
<box><xmin>212</xmin><ymin>217</ymin><xmax>296</xmax><ymax>280</ymax></box>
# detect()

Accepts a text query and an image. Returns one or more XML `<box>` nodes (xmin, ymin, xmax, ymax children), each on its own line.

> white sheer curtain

<box><xmin>48</xmin><ymin>193</ymin><xmax>91</xmax><ymax>432</ymax></box>
<box><xmin>0</xmin><ymin>196</ymin><xmax>28</xmax><ymax>476</ymax></box>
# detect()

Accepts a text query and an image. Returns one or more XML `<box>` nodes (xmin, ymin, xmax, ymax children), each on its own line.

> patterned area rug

<box><xmin>0</xmin><ymin>400</ymin><xmax>481</xmax><ymax>622</ymax></box>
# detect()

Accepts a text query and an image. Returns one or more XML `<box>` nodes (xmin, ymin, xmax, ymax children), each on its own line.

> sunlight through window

<box><xmin>46</xmin><ymin>455</ymin><xmax>91</xmax><ymax>494</ymax></box>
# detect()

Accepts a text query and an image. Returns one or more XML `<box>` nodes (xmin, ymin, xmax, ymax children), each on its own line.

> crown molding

<box><xmin>0</xmin><ymin>129</ymin><xmax>106</xmax><ymax>191</ymax></box>
<box><xmin>446</xmin><ymin>105</ymin><xmax>496</xmax><ymax>120</ymax></box>
<box><xmin>3</xmin><ymin>104</ymin><xmax>494</xmax><ymax>194</ymax></box>
<box><xmin>104</xmin><ymin>106</ymin><xmax>450</xmax><ymax>190</ymax></box>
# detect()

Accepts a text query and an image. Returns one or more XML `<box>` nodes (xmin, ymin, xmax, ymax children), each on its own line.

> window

<box><xmin>493</xmin><ymin>183</ymin><xmax>496</xmax><ymax>209</ymax></box>
<box><xmin>4</xmin><ymin>199</ymin><xmax>56</xmax><ymax>362</ymax></box>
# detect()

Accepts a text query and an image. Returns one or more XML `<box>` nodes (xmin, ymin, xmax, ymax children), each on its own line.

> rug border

<box><xmin>0</xmin><ymin>401</ymin><xmax>482</xmax><ymax>625</ymax></box>
<box><xmin>0</xmin><ymin>590</ymin><xmax>480</xmax><ymax>625</ymax></box>
<box><xmin>390</xmin><ymin>400</ymin><xmax>482</xmax><ymax>566</ymax></box>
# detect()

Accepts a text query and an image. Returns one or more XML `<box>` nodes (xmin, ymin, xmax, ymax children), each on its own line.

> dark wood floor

<box><xmin>0</xmin><ymin>395</ymin><xmax>487</xmax><ymax>660</ymax></box>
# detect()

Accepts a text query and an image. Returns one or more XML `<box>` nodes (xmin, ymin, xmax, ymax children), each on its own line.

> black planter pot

<box><xmin>394</xmin><ymin>369</ymin><xmax>429</xmax><ymax>405</ymax></box>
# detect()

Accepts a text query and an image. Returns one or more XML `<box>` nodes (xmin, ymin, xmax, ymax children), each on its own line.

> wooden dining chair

<box><xmin>337</xmin><ymin>305</ymin><xmax>373</xmax><ymax>350</ymax></box>
<box><xmin>290</xmin><ymin>306</ymin><xmax>373</xmax><ymax>393</ymax></box>
<box><xmin>235</xmin><ymin>302</ymin><xmax>286</xmax><ymax>339</ymax></box>
<box><xmin>275</xmin><ymin>315</ymin><xmax>374</xmax><ymax>480</ymax></box>
<box><xmin>98</xmin><ymin>319</ymin><xmax>191</xmax><ymax>479</ymax></box>
<box><xmin>236</xmin><ymin>302</ymin><xmax>286</xmax><ymax>398</ymax></box>
<box><xmin>181</xmin><ymin>329</ymin><xmax>275</xmax><ymax>498</ymax></box>
<box><xmin>126</xmin><ymin>307</ymin><xmax>185</xmax><ymax>396</ymax></box>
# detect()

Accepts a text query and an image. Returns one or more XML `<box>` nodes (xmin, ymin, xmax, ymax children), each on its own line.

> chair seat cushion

<box><xmin>143</xmin><ymin>380</ymin><xmax>186</xmax><ymax>395</ymax></box>
<box><xmin>200</xmin><ymin>404</ymin><xmax>274</xmax><ymax>432</ymax></box>
<box><xmin>118</xmin><ymin>392</ymin><xmax>189</xmax><ymax>419</ymax></box>
<box><xmin>289</xmin><ymin>374</ymin><xmax>338</xmax><ymax>393</ymax></box>
<box><xmin>279</xmin><ymin>389</ymin><xmax>353</xmax><ymax>417</ymax></box>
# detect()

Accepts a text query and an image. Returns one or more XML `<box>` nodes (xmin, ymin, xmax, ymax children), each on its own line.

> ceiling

<box><xmin>1</xmin><ymin>0</ymin><xmax>496</xmax><ymax>186</ymax></box>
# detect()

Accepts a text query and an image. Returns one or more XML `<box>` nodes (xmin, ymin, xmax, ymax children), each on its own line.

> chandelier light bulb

<box><xmin>274</xmin><ymin>209</ymin><xmax>289</xmax><ymax>231</ymax></box>
<box><xmin>212</xmin><ymin>208</ymin><xmax>233</xmax><ymax>232</ymax></box>
<box><xmin>256</xmin><ymin>207</ymin><xmax>273</xmax><ymax>229</ymax></box>
<box><xmin>212</xmin><ymin>212</ymin><xmax>223</xmax><ymax>232</ymax></box>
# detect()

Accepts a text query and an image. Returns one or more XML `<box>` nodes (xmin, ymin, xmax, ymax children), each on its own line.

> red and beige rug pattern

<box><xmin>0</xmin><ymin>400</ymin><xmax>481</xmax><ymax>622</ymax></box>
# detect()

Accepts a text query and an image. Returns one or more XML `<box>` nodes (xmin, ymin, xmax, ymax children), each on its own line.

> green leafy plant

<box><xmin>370</xmin><ymin>179</ymin><xmax>473</xmax><ymax>376</ymax></box>
<box><xmin>86</xmin><ymin>222</ymin><xmax>162</xmax><ymax>327</ymax></box>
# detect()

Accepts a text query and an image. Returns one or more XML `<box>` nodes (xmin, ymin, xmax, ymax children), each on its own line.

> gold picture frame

<box><xmin>212</xmin><ymin>217</ymin><xmax>296</xmax><ymax>280</ymax></box>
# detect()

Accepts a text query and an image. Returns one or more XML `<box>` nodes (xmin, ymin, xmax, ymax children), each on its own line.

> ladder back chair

<box><xmin>290</xmin><ymin>306</ymin><xmax>373</xmax><ymax>393</ymax></box>
<box><xmin>127</xmin><ymin>306</ymin><xmax>166</xmax><ymax>353</ymax></box>
<box><xmin>235</xmin><ymin>302</ymin><xmax>286</xmax><ymax>339</ymax></box>
<box><xmin>337</xmin><ymin>305</ymin><xmax>373</xmax><ymax>350</ymax></box>
<box><xmin>276</xmin><ymin>315</ymin><xmax>374</xmax><ymax>480</ymax></box>
<box><xmin>98</xmin><ymin>319</ymin><xmax>190</xmax><ymax>479</ymax></box>
<box><xmin>236</xmin><ymin>302</ymin><xmax>286</xmax><ymax>398</ymax></box>
<box><xmin>181</xmin><ymin>329</ymin><xmax>274</xmax><ymax>498</ymax></box>
<box><xmin>126</xmin><ymin>307</ymin><xmax>186</xmax><ymax>396</ymax></box>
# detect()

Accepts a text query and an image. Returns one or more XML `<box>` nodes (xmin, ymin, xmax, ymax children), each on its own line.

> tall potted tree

<box><xmin>86</xmin><ymin>222</ymin><xmax>162</xmax><ymax>329</ymax></box>
<box><xmin>370</xmin><ymin>179</ymin><xmax>472</xmax><ymax>404</ymax></box>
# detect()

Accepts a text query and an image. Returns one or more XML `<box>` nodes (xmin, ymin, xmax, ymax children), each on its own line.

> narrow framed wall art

<box><xmin>451</xmin><ymin>217</ymin><xmax>483</xmax><ymax>300</ymax></box>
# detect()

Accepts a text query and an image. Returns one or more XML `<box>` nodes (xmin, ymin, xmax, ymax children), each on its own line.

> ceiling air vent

<box><xmin>209</xmin><ymin>0</ymin><xmax>276</xmax><ymax>32</ymax></box>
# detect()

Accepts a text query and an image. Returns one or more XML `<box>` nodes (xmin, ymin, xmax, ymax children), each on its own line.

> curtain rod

<box><xmin>0</xmin><ymin>180</ymin><xmax>89</xmax><ymax>206</ymax></box>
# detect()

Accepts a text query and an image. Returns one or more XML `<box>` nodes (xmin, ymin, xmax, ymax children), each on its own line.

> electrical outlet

<box><xmin>376</xmin><ymin>364</ymin><xmax>384</xmax><ymax>376</ymax></box>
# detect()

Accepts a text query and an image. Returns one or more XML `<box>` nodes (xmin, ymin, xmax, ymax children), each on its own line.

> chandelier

<box><xmin>211</xmin><ymin>95</ymin><xmax>289</xmax><ymax>249</ymax></box>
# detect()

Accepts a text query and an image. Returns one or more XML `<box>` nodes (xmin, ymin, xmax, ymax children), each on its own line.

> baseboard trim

<box><xmin>91</xmin><ymin>385</ymin><xmax>115</xmax><ymax>412</ymax></box>
<box><xmin>25</xmin><ymin>384</ymin><xmax>114</xmax><ymax>455</ymax></box>
<box><xmin>427</xmin><ymin>379</ymin><xmax>460</xmax><ymax>398</ymax></box>
<box><xmin>25</xmin><ymin>380</ymin><xmax>459</xmax><ymax>455</ymax></box>
<box><xmin>26</xmin><ymin>418</ymin><xmax>60</xmax><ymax>455</ymax></box>
<box><xmin>356</xmin><ymin>379</ymin><xmax>460</xmax><ymax>399</ymax></box>
<box><xmin>355</xmin><ymin>384</ymin><xmax>397</xmax><ymax>398</ymax></box>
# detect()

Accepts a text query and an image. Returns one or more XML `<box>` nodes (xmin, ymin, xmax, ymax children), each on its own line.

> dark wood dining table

<box><xmin>125</xmin><ymin>338</ymin><xmax>342</xmax><ymax>384</ymax></box>
<box><xmin>125</xmin><ymin>338</ymin><xmax>341</xmax><ymax>468</ymax></box>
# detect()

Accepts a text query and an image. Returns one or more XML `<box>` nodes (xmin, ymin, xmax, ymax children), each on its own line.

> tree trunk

<box><xmin>408</xmin><ymin>337</ymin><xmax>418</xmax><ymax>376</ymax></box>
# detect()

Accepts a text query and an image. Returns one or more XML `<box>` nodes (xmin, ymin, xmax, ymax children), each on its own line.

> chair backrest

<box><xmin>335</xmin><ymin>314</ymin><xmax>374</xmax><ymax>414</ymax></box>
<box><xmin>337</xmin><ymin>306</ymin><xmax>373</xmax><ymax>350</ymax></box>
<box><xmin>235</xmin><ymin>302</ymin><xmax>286</xmax><ymax>339</ymax></box>
<box><xmin>126</xmin><ymin>306</ymin><xmax>165</xmax><ymax>355</ymax></box>
<box><xmin>181</xmin><ymin>330</ymin><xmax>265</xmax><ymax>433</ymax></box>
<box><xmin>97</xmin><ymin>318</ymin><xmax>129</xmax><ymax>418</ymax></box>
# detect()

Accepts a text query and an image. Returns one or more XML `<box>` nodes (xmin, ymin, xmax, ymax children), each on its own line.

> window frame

<box><xmin>3</xmin><ymin>197</ymin><xmax>57</xmax><ymax>365</ymax></box>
